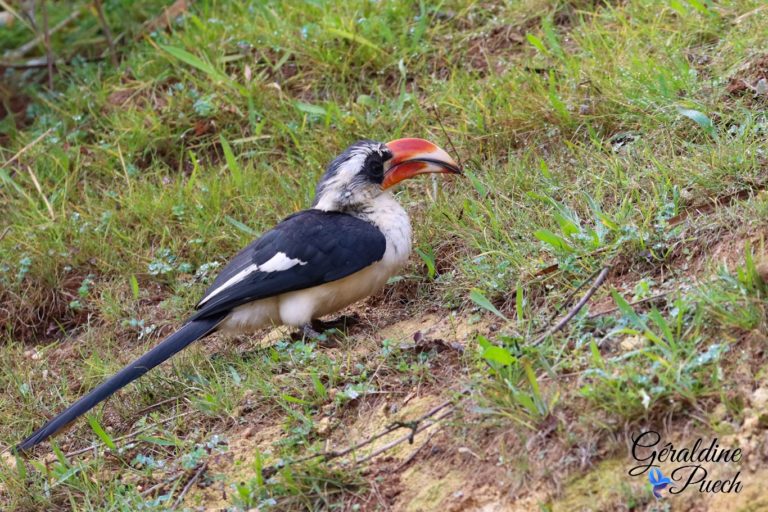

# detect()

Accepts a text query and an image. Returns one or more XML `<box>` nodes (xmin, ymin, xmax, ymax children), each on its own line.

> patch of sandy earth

<box><xmin>673</xmin><ymin>383</ymin><xmax>768</xmax><ymax>512</ymax></box>
<box><xmin>688</xmin><ymin>226</ymin><xmax>768</xmax><ymax>277</ymax></box>
<box><xmin>182</xmin><ymin>312</ymin><xmax>493</xmax><ymax>510</ymax></box>
<box><xmin>394</xmin><ymin>467</ymin><xmax>542</xmax><ymax>512</ymax></box>
<box><xmin>375</xmin><ymin>311</ymin><xmax>494</xmax><ymax>348</ymax></box>
<box><xmin>550</xmin><ymin>383</ymin><xmax>768</xmax><ymax>511</ymax></box>
<box><xmin>183</xmin><ymin>423</ymin><xmax>284</xmax><ymax>510</ymax></box>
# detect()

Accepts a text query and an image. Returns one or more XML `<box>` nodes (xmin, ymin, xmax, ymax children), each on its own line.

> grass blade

<box><xmin>326</xmin><ymin>28</ymin><xmax>382</xmax><ymax>52</ymax></box>
<box><xmin>225</xmin><ymin>216</ymin><xmax>257</xmax><ymax>236</ymax></box>
<box><xmin>220</xmin><ymin>135</ymin><xmax>244</xmax><ymax>188</ymax></box>
<box><xmin>160</xmin><ymin>45</ymin><xmax>228</xmax><ymax>83</ymax></box>
<box><xmin>470</xmin><ymin>289</ymin><xmax>509</xmax><ymax>321</ymax></box>
<box><xmin>87</xmin><ymin>415</ymin><xmax>117</xmax><ymax>450</ymax></box>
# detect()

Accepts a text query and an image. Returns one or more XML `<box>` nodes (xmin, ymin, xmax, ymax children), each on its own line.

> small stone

<box><xmin>316</xmin><ymin>417</ymin><xmax>332</xmax><ymax>436</ymax></box>
<box><xmin>752</xmin><ymin>387</ymin><xmax>768</xmax><ymax>410</ymax></box>
<box><xmin>761</xmin><ymin>432</ymin><xmax>768</xmax><ymax>458</ymax></box>
<box><xmin>24</xmin><ymin>349</ymin><xmax>41</xmax><ymax>360</ymax></box>
<box><xmin>743</xmin><ymin>409</ymin><xmax>758</xmax><ymax>431</ymax></box>
<box><xmin>756</xmin><ymin>78</ymin><xmax>767</xmax><ymax>96</ymax></box>
<box><xmin>1</xmin><ymin>451</ymin><xmax>18</xmax><ymax>471</ymax></box>
<box><xmin>620</xmin><ymin>335</ymin><xmax>644</xmax><ymax>352</ymax></box>
<box><xmin>711</xmin><ymin>403</ymin><xmax>728</xmax><ymax>422</ymax></box>
<box><xmin>756</xmin><ymin>261</ymin><xmax>768</xmax><ymax>284</ymax></box>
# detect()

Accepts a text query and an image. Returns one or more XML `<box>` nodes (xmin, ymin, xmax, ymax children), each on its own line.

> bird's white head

<box><xmin>312</xmin><ymin>138</ymin><xmax>461</xmax><ymax>212</ymax></box>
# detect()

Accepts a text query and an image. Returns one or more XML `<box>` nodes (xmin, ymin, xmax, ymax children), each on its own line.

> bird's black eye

<box><xmin>364</xmin><ymin>155</ymin><xmax>384</xmax><ymax>180</ymax></box>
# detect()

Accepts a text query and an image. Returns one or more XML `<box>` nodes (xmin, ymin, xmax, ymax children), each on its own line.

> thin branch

<box><xmin>40</xmin><ymin>0</ymin><xmax>53</xmax><ymax>89</ymax></box>
<box><xmin>351</xmin><ymin>410</ymin><xmax>452</xmax><ymax>467</ymax></box>
<box><xmin>25</xmin><ymin>165</ymin><xmax>55</xmax><ymax>220</ymax></box>
<box><xmin>139</xmin><ymin>0</ymin><xmax>192</xmax><ymax>36</ymax></box>
<box><xmin>0</xmin><ymin>0</ymin><xmax>36</xmax><ymax>34</ymax></box>
<box><xmin>546</xmin><ymin>266</ymin><xmax>604</xmax><ymax>323</ymax></box>
<box><xmin>134</xmin><ymin>396</ymin><xmax>186</xmax><ymax>416</ymax></box>
<box><xmin>394</xmin><ymin>424</ymin><xmax>441</xmax><ymax>472</ymax></box>
<box><xmin>93</xmin><ymin>0</ymin><xmax>118</xmax><ymax>66</ymax></box>
<box><xmin>734</xmin><ymin>4</ymin><xmax>766</xmax><ymax>23</ymax></box>
<box><xmin>430</xmin><ymin>104</ymin><xmax>464</xmax><ymax>169</ymax></box>
<box><xmin>64</xmin><ymin>410</ymin><xmax>195</xmax><ymax>457</ymax></box>
<box><xmin>4</xmin><ymin>7</ymin><xmax>82</xmax><ymax>59</ymax></box>
<box><xmin>1</xmin><ymin>128</ymin><xmax>53</xmax><ymax>169</ymax></box>
<box><xmin>172</xmin><ymin>461</ymin><xmax>208</xmax><ymax>509</ymax></box>
<box><xmin>531</xmin><ymin>265</ymin><xmax>611</xmax><ymax>346</ymax></box>
<box><xmin>140</xmin><ymin>471</ymin><xmax>185</xmax><ymax>497</ymax></box>
<box><xmin>587</xmin><ymin>291</ymin><xmax>671</xmax><ymax>320</ymax></box>
<box><xmin>260</xmin><ymin>398</ymin><xmax>455</xmax><ymax>477</ymax></box>
<box><xmin>0</xmin><ymin>55</ymin><xmax>106</xmax><ymax>69</ymax></box>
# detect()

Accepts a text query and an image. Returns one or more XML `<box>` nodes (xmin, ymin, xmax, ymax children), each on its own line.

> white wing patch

<box><xmin>197</xmin><ymin>252</ymin><xmax>307</xmax><ymax>307</ymax></box>
<box><xmin>258</xmin><ymin>252</ymin><xmax>307</xmax><ymax>272</ymax></box>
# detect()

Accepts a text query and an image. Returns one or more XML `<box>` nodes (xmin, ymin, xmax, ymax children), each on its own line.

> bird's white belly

<box><xmin>219</xmin><ymin>193</ymin><xmax>411</xmax><ymax>333</ymax></box>
<box><xmin>219</xmin><ymin>260</ymin><xmax>397</xmax><ymax>332</ymax></box>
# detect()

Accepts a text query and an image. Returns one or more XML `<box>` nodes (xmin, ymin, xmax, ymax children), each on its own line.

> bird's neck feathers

<box><xmin>312</xmin><ymin>151</ymin><xmax>379</xmax><ymax>213</ymax></box>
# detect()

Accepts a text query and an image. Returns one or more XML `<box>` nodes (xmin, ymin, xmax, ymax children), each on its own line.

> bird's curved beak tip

<box><xmin>382</xmin><ymin>137</ymin><xmax>462</xmax><ymax>190</ymax></box>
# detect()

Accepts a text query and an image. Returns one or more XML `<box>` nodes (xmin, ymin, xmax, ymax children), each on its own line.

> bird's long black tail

<box><xmin>16</xmin><ymin>316</ymin><xmax>222</xmax><ymax>452</ymax></box>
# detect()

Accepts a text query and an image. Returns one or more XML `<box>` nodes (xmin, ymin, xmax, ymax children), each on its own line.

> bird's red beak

<box><xmin>382</xmin><ymin>138</ymin><xmax>462</xmax><ymax>190</ymax></box>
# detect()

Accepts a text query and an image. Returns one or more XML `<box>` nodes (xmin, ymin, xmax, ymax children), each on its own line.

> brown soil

<box><xmin>726</xmin><ymin>54</ymin><xmax>768</xmax><ymax>97</ymax></box>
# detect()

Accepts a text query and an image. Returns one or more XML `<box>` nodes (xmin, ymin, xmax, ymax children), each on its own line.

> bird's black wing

<box><xmin>191</xmin><ymin>209</ymin><xmax>386</xmax><ymax>320</ymax></box>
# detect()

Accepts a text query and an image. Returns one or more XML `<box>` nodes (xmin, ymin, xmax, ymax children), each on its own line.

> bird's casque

<box><xmin>17</xmin><ymin>137</ymin><xmax>460</xmax><ymax>452</ymax></box>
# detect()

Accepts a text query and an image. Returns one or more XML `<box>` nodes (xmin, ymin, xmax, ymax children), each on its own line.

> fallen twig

<box><xmin>140</xmin><ymin>471</ymin><xmax>185</xmax><ymax>497</ymax></box>
<box><xmin>64</xmin><ymin>410</ymin><xmax>195</xmax><ymax>458</ymax></box>
<box><xmin>667</xmin><ymin>184</ymin><xmax>767</xmax><ymax>226</ymax></box>
<box><xmin>587</xmin><ymin>291</ymin><xmax>671</xmax><ymax>320</ymax></box>
<box><xmin>531</xmin><ymin>265</ymin><xmax>611</xmax><ymax>346</ymax></box>
<box><xmin>546</xmin><ymin>266</ymin><xmax>604</xmax><ymax>323</ymax></box>
<box><xmin>140</xmin><ymin>0</ymin><xmax>192</xmax><ymax>36</ymax></box>
<box><xmin>260</xmin><ymin>398</ymin><xmax>455</xmax><ymax>477</ymax></box>
<box><xmin>352</xmin><ymin>410</ymin><xmax>451</xmax><ymax>467</ymax></box>
<box><xmin>393</xmin><ymin>424</ymin><xmax>442</xmax><ymax>472</ymax></box>
<box><xmin>5</xmin><ymin>7</ymin><xmax>82</xmax><ymax>59</ymax></box>
<box><xmin>40</xmin><ymin>0</ymin><xmax>53</xmax><ymax>89</ymax></box>
<box><xmin>134</xmin><ymin>396</ymin><xmax>186</xmax><ymax>416</ymax></box>
<box><xmin>25</xmin><ymin>164</ymin><xmax>54</xmax><ymax>220</ymax></box>
<box><xmin>0</xmin><ymin>55</ymin><xmax>106</xmax><ymax>69</ymax></box>
<box><xmin>1</xmin><ymin>128</ymin><xmax>53</xmax><ymax>169</ymax></box>
<box><xmin>172</xmin><ymin>461</ymin><xmax>208</xmax><ymax>509</ymax></box>
<box><xmin>734</xmin><ymin>4</ymin><xmax>766</xmax><ymax>23</ymax></box>
<box><xmin>431</xmin><ymin>103</ymin><xmax>464</xmax><ymax>169</ymax></box>
<box><xmin>93</xmin><ymin>0</ymin><xmax>118</xmax><ymax>66</ymax></box>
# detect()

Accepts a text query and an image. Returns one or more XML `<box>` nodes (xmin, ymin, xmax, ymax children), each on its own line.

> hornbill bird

<box><xmin>17</xmin><ymin>137</ymin><xmax>460</xmax><ymax>452</ymax></box>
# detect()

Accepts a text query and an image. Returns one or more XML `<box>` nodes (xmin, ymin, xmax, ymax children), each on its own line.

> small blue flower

<box><xmin>649</xmin><ymin>467</ymin><xmax>672</xmax><ymax>499</ymax></box>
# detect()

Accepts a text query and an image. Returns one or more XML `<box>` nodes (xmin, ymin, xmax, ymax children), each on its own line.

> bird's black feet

<box><xmin>296</xmin><ymin>323</ymin><xmax>340</xmax><ymax>348</ymax></box>
<box><xmin>302</xmin><ymin>323</ymin><xmax>323</xmax><ymax>339</ymax></box>
<box><xmin>313</xmin><ymin>313</ymin><xmax>360</xmax><ymax>332</ymax></box>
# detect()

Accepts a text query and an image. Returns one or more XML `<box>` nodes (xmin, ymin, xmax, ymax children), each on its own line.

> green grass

<box><xmin>2</xmin><ymin>0</ymin><xmax>768</xmax><ymax>509</ymax></box>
